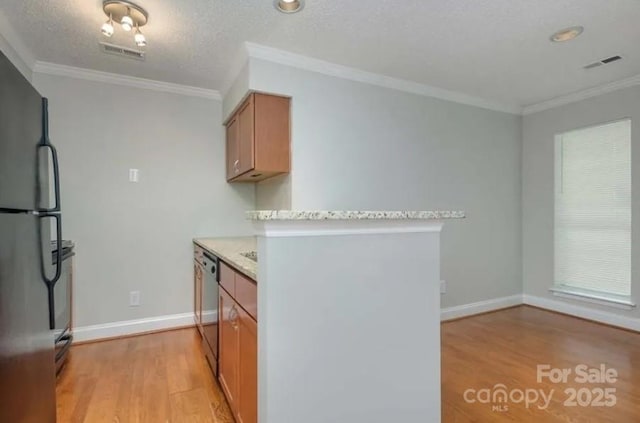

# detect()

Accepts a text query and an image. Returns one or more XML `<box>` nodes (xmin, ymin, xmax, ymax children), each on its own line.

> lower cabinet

<box><xmin>238</xmin><ymin>306</ymin><xmax>257</xmax><ymax>423</ymax></box>
<box><xmin>218</xmin><ymin>270</ymin><xmax>257</xmax><ymax>423</ymax></box>
<box><xmin>219</xmin><ymin>288</ymin><xmax>239</xmax><ymax>408</ymax></box>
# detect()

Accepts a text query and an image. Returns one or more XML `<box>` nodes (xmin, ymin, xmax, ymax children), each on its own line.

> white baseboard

<box><xmin>441</xmin><ymin>294</ymin><xmax>523</xmax><ymax>321</ymax></box>
<box><xmin>523</xmin><ymin>295</ymin><xmax>640</xmax><ymax>332</ymax></box>
<box><xmin>73</xmin><ymin>310</ymin><xmax>217</xmax><ymax>343</ymax></box>
<box><xmin>73</xmin><ymin>294</ymin><xmax>640</xmax><ymax>343</ymax></box>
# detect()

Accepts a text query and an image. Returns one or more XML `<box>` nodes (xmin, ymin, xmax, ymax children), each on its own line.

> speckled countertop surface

<box><xmin>193</xmin><ymin>237</ymin><xmax>257</xmax><ymax>280</ymax></box>
<box><xmin>247</xmin><ymin>210</ymin><xmax>465</xmax><ymax>221</ymax></box>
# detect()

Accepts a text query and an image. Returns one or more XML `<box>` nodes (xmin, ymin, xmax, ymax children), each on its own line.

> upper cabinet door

<box><xmin>224</xmin><ymin>92</ymin><xmax>290</xmax><ymax>183</ymax></box>
<box><xmin>237</xmin><ymin>96</ymin><xmax>255</xmax><ymax>176</ymax></box>
<box><xmin>226</xmin><ymin>116</ymin><xmax>239</xmax><ymax>181</ymax></box>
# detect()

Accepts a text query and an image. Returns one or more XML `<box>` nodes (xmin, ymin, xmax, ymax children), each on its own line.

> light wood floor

<box><xmin>57</xmin><ymin>306</ymin><xmax>640</xmax><ymax>422</ymax></box>
<box><xmin>56</xmin><ymin>328</ymin><xmax>234</xmax><ymax>422</ymax></box>
<box><xmin>442</xmin><ymin>306</ymin><xmax>640</xmax><ymax>422</ymax></box>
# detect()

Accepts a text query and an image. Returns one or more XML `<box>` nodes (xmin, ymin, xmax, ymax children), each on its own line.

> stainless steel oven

<box><xmin>201</xmin><ymin>251</ymin><xmax>219</xmax><ymax>375</ymax></box>
<box><xmin>50</xmin><ymin>240</ymin><xmax>74</xmax><ymax>375</ymax></box>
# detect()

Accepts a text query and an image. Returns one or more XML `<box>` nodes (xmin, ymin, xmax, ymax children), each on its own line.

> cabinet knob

<box><xmin>233</xmin><ymin>160</ymin><xmax>239</xmax><ymax>174</ymax></box>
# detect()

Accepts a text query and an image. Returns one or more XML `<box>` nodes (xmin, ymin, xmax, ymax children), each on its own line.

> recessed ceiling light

<box><xmin>550</xmin><ymin>26</ymin><xmax>584</xmax><ymax>43</ymax></box>
<box><xmin>275</xmin><ymin>0</ymin><xmax>304</xmax><ymax>14</ymax></box>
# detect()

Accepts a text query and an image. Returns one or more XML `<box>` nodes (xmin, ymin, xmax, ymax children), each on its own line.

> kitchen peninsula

<box><xmin>195</xmin><ymin>210</ymin><xmax>464</xmax><ymax>423</ymax></box>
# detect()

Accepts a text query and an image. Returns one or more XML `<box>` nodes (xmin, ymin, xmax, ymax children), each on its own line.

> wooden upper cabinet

<box><xmin>237</xmin><ymin>97</ymin><xmax>255</xmax><ymax>176</ymax></box>
<box><xmin>226</xmin><ymin>116</ymin><xmax>239</xmax><ymax>181</ymax></box>
<box><xmin>225</xmin><ymin>92</ymin><xmax>290</xmax><ymax>182</ymax></box>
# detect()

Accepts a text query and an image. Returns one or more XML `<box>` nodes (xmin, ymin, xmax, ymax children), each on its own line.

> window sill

<box><xmin>550</xmin><ymin>286</ymin><xmax>636</xmax><ymax>310</ymax></box>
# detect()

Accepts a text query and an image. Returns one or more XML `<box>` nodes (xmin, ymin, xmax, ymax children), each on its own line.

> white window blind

<box><xmin>554</xmin><ymin>119</ymin><xmax>631</xmax><ymax>297</ymax></box>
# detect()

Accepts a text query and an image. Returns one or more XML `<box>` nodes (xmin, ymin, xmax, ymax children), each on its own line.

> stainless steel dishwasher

<box><xmin>201</xmin><ymin>251</ymin><xmax>219</xmax><ymax>376</ymax></box>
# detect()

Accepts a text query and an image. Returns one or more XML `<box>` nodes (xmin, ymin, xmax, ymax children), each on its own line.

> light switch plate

<box><xmin>129</xmin><ymin>168</ymin><xmax>139</xmax><ymax>182</ymax></box>
<box><xmin>129</xmin><ymin>290</ymin><xmax>141</xmax><ymax>306</ymax></box>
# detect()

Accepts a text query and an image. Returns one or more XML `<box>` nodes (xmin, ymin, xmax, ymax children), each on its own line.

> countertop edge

<box><xmin>193</xmin><ymin>238</ymin><xmax>257</xmax><ymax>281</ymax></box>
<box><xmin>246</xmin><ymin>210</ymin><xmax>466</xmax><ymax>221</ymax></box>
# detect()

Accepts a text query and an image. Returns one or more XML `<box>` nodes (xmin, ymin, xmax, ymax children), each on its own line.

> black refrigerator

<box><xmin>0</xmin><ymin>50</ymin><xmax>62</xmax><ymax>422</ymax></box>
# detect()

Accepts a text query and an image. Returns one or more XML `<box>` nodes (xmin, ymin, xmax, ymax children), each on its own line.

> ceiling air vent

<box><xmin>583</xmin><ymin>55</ymin><xmax>622</xmax><ymax>70</ymax></box>
<box><xmin>99</xmin><ymin>42</ymin><xmax>145</xmax><ymax>61</ymax></box>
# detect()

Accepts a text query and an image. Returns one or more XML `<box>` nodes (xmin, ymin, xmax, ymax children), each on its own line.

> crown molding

<box><xmin>523</xmin><ymin>73</ymin><xmax>640</xmax><ymax>115</ymax></box>
<box><xmin>245</xmin><ymin>42</ymin><xmax>522</xmax><ymax>115</ymax></box>
<box><xmin>33</xmin><ymin>61</ymin><xmax>222</xmax><ymax>100</ymax></box>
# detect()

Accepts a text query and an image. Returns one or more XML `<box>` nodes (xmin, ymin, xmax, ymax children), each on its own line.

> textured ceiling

<box><xmin>1</xmin><ymin>0</ymin><xmax>639</xmax><ymax>108</ymax></box>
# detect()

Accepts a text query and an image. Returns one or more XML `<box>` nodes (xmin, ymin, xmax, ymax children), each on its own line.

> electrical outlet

<box><xmin>129</xmin><ymin>290</ymin><xmax>141</xmax><ymax>306</ymax></box>
<box><xmin>129</xmin><ymin>168</ymin><xmax>139</xmax><ymax>182</ymax></box>
<box><xmin>440</xmin><ymin>280</ymin><xmax>446</xmax><ymax>294</ymax></box>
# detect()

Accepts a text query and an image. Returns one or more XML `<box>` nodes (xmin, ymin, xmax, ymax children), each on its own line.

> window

<box><xmin>553</xmin><ymin>119</ymin><xmax>632</xmax><ymax>305</ymax></box>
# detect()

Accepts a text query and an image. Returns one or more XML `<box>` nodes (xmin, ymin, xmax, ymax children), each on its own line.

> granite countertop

<box><xmin>247</xmin><ymin>210</ymin><xmax>465</xmax><ymax>221</ymax></box>
<box><xmin>193</xmin><ymin>237</ymin><xmax>257</xmax><ymax>280</ymax></box>
<box><xmin>194</xmin><ymin>211</ymin><xmax>464</xmax><ymax>279</ymax></box>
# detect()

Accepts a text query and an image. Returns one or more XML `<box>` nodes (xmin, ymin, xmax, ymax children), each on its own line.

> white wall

<box><xmin>523</xmin><ymin>86</ymin><xmax>640</xmax><ymax>322</ymax></box>
<box><xmin>258</xmin><ymin>227</ymin><xmax>442</xmax><ymax>423</ymax></box>
<box><xmin>248</xmin><ymin>58</ymin><xmax>523</xmax><ymax>308</ymax></box>
<box><xmin>222</xmin><ymin>61</ymin><xmax>250</xmax><ymax>121</ymax></box>
<box><xmin>32</xmin><ymin>72</ymin><xmax>255</xmax><ymax>327</ymax></box>
<box><xmin>255</xmin><ymin>174</ymin><xmax>292</xmax><ymax>210</ymax></box>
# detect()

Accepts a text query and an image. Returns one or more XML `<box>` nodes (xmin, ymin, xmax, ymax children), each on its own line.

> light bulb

<box><xmin>101</xmin><ymin>14</ymin><xmax>114</xmax><ymax>37</ymax></box>
<box><xmin>101</xmin><ymin>21</ymin><xmax>114</xmax><ymax>37</ymax></box>
<box><xmin>134</xmin><ymin>28</ymin><xmax>146</xmax><ymax>47</ymax></box>
<box><xmin>121</xmin><ymin>14</ymin><xmax>133</xmax><ymax>31</ymax></box>
<box><xmin>550</xmin><ymin>26</ymin><xmax>584</xmax><ymax>43</ymax></box>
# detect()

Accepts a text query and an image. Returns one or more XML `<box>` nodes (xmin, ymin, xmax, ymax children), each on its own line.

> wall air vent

<box><xmin>601</xmin><ymin>55</ymin><xmax>622</xmax><ymax>64</ymax></box>
<box><xmin>99</xmin><ymin>42</ymin><xmax>145</xmax><ymax>61</ymax></box>
<box><xmin>584</xmin><ymin>55</ymin><xmax>622</xmax><ymax>70</ymax></box>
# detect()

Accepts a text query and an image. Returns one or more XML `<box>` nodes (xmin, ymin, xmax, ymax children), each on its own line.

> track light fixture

<box><xmin>100</xmin><ymin>1</ymin><xmax>149</xmax><ymax>47</ymax></box>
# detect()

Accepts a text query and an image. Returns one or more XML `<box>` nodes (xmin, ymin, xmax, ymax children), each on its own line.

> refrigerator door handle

<box><xmin>37</xmin><ymin>143</ymin><xmax>61</xmax><ymax>213</ymax></box>
<box><xmin>38</xmin><ymin>99</ymin><xmax>61</xmax><ymax>212</ymax></box>
<box><xmin>39</xmin><ymin>212</ymin><xmax>62</xmax><ymax>286</ymax></box>
<box><xmin>38</xmin><ymin>98</ymin><xmax>61</xmax><ymax>213</ymax></box>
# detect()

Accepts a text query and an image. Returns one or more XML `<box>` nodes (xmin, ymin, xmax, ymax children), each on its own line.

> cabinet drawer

<box><xmin>236</xmin><ymin>273</ymin><xmax>257</xmax><ymax>320</ymax></box>
<box><xmin>220</xmin><ymin>261</ymin><xmax>236</xmax><ymax>297</ymax></box>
